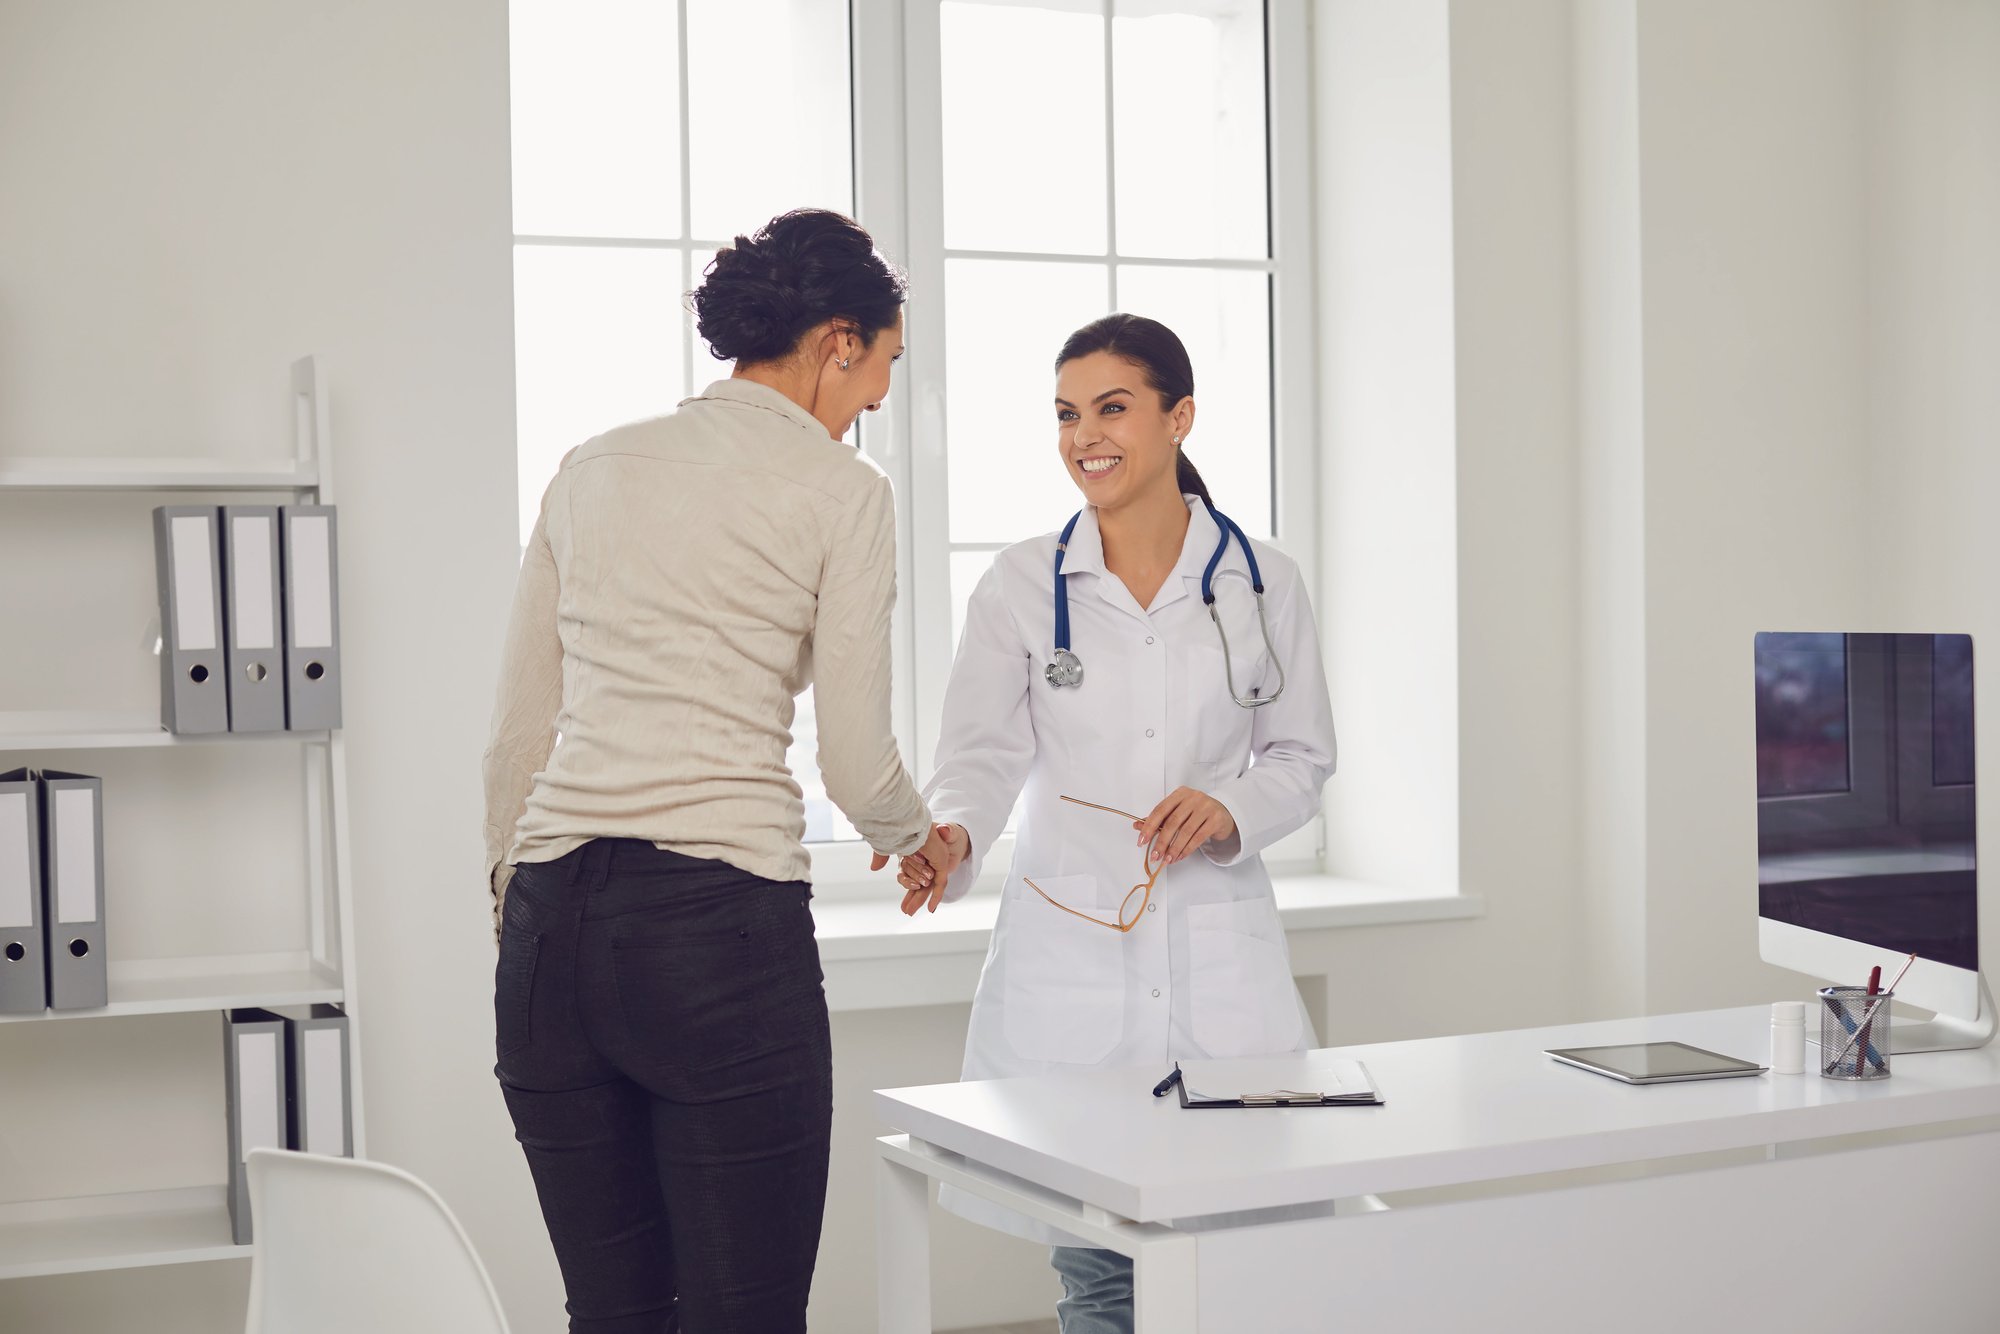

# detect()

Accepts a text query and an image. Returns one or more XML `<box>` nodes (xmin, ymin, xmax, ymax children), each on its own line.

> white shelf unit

<box><xmin>0</xmin><ymin>1188</ymin><xmax>241</xmax><ymax>1281</ymax></box>
<box><xmin>0</xmin><ymin>357</ymin><xmax>365</xmax><ymax>1280</ymax></box>
<box><xmin>0</xmin><ymin>458</ymin><xmax>321</xmax><ymax>492</ymax></box>
<box><xmin>0</xmin><ymin>711</ymin><xmax>330</xmax><ymax>751</ymax></box>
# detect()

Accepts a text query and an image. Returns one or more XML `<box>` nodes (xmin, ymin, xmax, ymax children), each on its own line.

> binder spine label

<box><xmin>237</xmin><ymin>1030</ymin><xmax>283</xmax><ymax>1161</ymax></box>
<box><xmin>303</xmin><ymin>1025</ymin><xmax>349</xmax><ymax>1155</ymax></box>
<box><xmin>289</xmin><ymin>516</ymin><xmax>334</xmax><ymax>648</ymax></box>
<box><xmin>170</xmin><ymin>515</ymin><xmax>218</xmax><ymax>651</ymax></box>
<box><xmin>230</xmin><ymin>514</ymin><xmax>277</xmax><ymax>650</ymax></box>
<box><xmin>0</xmin><ymin>793</ymin><xmax>29</xmax><ymax>929</ymax></box>
<box><xmin>53</xmin><ymin>788</ymin><xmax>98</xmax><ymax>924</ymax></box>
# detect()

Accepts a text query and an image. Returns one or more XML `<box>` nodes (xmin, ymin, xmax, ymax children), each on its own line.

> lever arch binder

<box><xmin>153</xmin><ymin>505</ymin><xmax>230</xmax><ymax>734</ymax></box>
<box><xmin>0</xmin><ymin>768</ymin><xmax>47</xmax><ymax>1014</ymax></box>
<box><xmin>282</xmin><ymin>1003</ymin><xmax>353</xmax><ymax>1157</ymax></box>
<box><xmin>39</xmin><ymin>770</ymin><xmax>106</xmax><ymax>1011</ymax></box>
<box><xmin>220</xmin><ymin>505</ymin><xmax>286</xmax><ymax>733</ymax></box>
<box><xmin>279</xmin><ymin>505</ymin><xmax>342</xmax><ymax>730</ymax></box>
<box><xmin>225</xmin><ymin>1007</ymin><xmax>289</xmax><ymax>1244</ymax></box>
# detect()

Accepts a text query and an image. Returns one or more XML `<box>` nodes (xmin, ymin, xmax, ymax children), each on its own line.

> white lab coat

<box><xmin>922</xmin><ymin>496</ymin><xmax>1338</xmax><ymax>1244</ymax></box>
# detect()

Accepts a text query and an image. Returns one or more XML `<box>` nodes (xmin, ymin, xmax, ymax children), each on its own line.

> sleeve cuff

<box><xmin>1199</xmin><ymin>781</ymin><xmax>1258</xmax><ymax>868</ymax></box>
<box><xmin>928</xmin><ymin>808</ymin><xmax>999</xmax><ymax>904</ymax></box>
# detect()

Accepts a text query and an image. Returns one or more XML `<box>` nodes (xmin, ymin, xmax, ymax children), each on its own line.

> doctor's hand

<box><xmin>883</xmin><ymin>823</ymin><xmax>970</xmax><ymax>916</ymax></box>
<box><xmin>1135</xmin><ymin>788</ymin><xmax>1237</xmax><ymax>866</ymax></box>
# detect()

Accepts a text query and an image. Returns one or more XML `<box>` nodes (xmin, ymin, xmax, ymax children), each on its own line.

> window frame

<box><xmin>506</xmin><ymin>0</ymin><xmax>1322</xmax><ymax>895</ymax></box>
<box><xmin>810</xmin><ymin>0</ymin><xmax>1321</xmax><ymax>896</ymax></box>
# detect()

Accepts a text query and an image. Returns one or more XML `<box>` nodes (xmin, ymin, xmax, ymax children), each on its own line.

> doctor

<box><xmin>896</xmin><ymin>313</ymin><xmax>1338</xmax><ymax>1334</ymax></box>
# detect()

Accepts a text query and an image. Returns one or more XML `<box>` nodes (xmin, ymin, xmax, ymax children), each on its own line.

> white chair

<box><xmin>244</xmin><ymin>1148</ymin><xmax>511</xmax><ymax>1334</ymax></box>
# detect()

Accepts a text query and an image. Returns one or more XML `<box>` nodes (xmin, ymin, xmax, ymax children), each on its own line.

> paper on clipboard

<box><xmin>1178</xmin><ymin>1055</ymin><xmax>1382</xmax><ymax>1106</ymax></box>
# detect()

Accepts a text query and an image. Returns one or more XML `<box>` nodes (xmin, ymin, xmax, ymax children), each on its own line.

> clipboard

<box><xmin>1172</xmin><ymin>1057</ymin><xmax>1385</xmax><ymax>1108</ymax></box>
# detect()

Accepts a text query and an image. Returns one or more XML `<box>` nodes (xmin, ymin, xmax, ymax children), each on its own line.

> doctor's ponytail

<box><xmin>1055</xmin><ymin>314</ymin><xmax>1213</xmax><ymax>509</ymax></box>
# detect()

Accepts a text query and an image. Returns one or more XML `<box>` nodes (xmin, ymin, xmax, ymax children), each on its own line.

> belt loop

<box><xmin>583</xmin><ymin>838</ymin><xmax>614</xmax><ymax>890</ymax></box>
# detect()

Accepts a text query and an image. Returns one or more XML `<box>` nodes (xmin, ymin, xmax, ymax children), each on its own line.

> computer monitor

<box><xmin>1754</xmin><ymin>632</ymin><xmax>1994</xmax><ymax>1051</ymax></box>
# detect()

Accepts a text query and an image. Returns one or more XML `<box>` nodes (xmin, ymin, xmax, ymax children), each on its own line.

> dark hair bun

<box><xmin>690</xmin><ymin>209</ymin><xmax>907</xmax><ymax>365</ymax></box>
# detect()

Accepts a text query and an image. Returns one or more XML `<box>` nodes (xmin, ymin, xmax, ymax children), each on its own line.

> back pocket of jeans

<box><xmin>611</xmin><ymin>911</ymin><xmax>819</xmax><ymax>1083</ymax></box>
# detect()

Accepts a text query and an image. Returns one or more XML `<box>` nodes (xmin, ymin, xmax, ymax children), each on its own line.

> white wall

<box><xmin>1313</xmin><ymin>0</ymin><xmax>1462</xmax><ymax>897</ymax></box>
<box><xmin>1572</xmin><ymin>0</ymin><xmax>2000</xmax><ymax>1016</ymax></box>
<box><xmin>1631</xmin><ymin>0</ymin><xmax>1881</xmax><ymax>1012</ymax></box>
<box><xmin>1862</xmin><ymin>0</ymin><xmax>2000</xmax><ymax>989</ymax></box>
<box><xmin>1293</xmin><ymin>0</ymin><xmax>1590</xmax><ymax>1046</ymax></box>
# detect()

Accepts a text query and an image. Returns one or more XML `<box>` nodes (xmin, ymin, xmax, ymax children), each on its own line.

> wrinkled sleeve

<box><xmin>812</xmin><ymin>473</ymin><xmax>932</xmax><ymax>856</ymax></box>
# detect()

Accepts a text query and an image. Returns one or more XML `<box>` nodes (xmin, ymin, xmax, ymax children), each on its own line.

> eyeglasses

<box><xmin>1023</xmin><ymin>795</ymin><xmax>1164</xmax><ymax>933</ymax></box>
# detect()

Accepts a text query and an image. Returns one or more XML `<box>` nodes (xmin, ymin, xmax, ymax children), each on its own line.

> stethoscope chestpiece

<box><xmin>1045</xmin><ymin>648</ymin><xmax>1084</xmax><ymax>689</ymax></box>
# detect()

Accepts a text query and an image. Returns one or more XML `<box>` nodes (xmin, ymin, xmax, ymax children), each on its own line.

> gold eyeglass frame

<box><xmin>1023</xmin><ymin>795</ymin><xmax>1164</xmax><ymax>932</ymax></box>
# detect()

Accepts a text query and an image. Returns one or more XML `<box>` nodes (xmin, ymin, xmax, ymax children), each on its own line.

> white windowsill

<box><xmin>814</xmin><ymin>876</ymin><xmax>1484</xmax><ymax>1011</ymax></box>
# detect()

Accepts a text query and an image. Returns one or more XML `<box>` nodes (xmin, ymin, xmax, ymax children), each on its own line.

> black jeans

<box><xmin>494</xmin><ymin>839</ymin><xmax>833</xmax><ymax>1334</ymax></box>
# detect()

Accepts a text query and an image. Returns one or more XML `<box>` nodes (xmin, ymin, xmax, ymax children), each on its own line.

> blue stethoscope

<box><xmin>1046</xmin><ymin>507</ymin><xmax>1286</xmax><ymax>708</ymax></box>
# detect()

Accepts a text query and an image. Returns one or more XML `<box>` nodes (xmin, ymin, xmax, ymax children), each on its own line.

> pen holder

<box><xmin>1818</xmin><ymin>986</ymin><xmax>1891</xmax><ymax>1080</ymax></box>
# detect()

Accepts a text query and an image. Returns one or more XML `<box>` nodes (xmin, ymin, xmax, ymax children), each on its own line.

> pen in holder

<box><xmin>1819</xmin><ymin>986</ymin><xmax>1891</xmax><ymax>1080</ymax></box>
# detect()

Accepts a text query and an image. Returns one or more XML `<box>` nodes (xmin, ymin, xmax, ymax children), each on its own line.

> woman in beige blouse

<box><xmin>482</xmin><ymin>209</ymin><xmax>958</xmax><ymax>1334</ymax></box>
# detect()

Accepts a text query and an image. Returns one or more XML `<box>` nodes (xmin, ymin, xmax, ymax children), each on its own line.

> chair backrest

<box><xmin>244</xmin><ymin>1148</ymin><xmax>511</xmax><ymax>1334</ymax></box>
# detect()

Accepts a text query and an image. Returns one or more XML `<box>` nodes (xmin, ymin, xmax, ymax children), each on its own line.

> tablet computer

<box><xmin>1545</xmin><ymin>1041</ymin><xmax>1767</xmax><ymax>1084</ymax></box>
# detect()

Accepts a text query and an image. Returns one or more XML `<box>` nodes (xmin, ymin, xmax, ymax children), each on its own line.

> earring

<box><xmin>837</xmin><ymin>357</ymin><xmax>850</xmax><ymax>371</ymax></box>
<box><xmin>1172</xmin><ymin>435</ymin><xmax>1181</xmax><ymax>446</ymax></box>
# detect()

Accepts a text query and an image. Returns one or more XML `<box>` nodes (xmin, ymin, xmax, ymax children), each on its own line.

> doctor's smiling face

<box><xmin>1055</xmin><ymin>349</ymin><xmax>1195</xmax><ymax>514</ymax></box>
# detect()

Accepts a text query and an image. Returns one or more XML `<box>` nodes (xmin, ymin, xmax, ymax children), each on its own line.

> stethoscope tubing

<box><xmin>1048</xmin><ymin>506</ymin><xmax>1285</xmax><ymax>708</ymax></box>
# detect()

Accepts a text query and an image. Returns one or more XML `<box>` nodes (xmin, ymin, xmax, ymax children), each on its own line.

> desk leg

<box><xmin>1132</xmin><ymin>1229</ymin><xmax>1198</xmax><ymax>1334</ymax></box>
<box><xmin>877</xmin><ymin>1144</ymin><xmax>932</xmax><ymax>1334</ymax></box>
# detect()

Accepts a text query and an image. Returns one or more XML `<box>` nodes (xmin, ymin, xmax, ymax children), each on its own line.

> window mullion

<box><xmin>884</xmin><ymin>0</ymin><xmax>955</xmax><ymax>779</ymax></box>
<box><xmin>1104</xmin><ymin>0</ymin><xmax>1118</xmax><ymax>312</ymax></box>
<box><xmin>1266</xmin><ymin>0</ymin><xmax>1325</xmax><ymax>867</ymax></box>
<box><xmin>676</xmin><ymin>0</ymin><xmax>695</xmax><ymax>398</ymax></box>
<box><xmin>1268</xmin><ymin>0</ymin><xmax>1318</xmax><ymax>585</ymax></box>
<box><xmin>853</xmin><ymin>0</ymin><xmax>934</xmax><ymax>768</ymax></box>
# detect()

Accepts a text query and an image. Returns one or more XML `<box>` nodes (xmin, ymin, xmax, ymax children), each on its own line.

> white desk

<box><xmin>875</xmin><ymin>1007</ymin><xmax>2000</xmax><ymax>1333</ymax></box>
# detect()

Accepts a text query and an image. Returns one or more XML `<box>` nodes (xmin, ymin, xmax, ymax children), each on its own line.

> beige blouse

<box><xmin>481</xmin><ymin>379</ymin><xmax>932</xmax><ymax>926</ymax></box>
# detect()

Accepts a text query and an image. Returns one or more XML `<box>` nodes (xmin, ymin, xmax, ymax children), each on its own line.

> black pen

<box><xmin>1151</xmin><ymin>1063</ymin><xmax>1183</xmax><ymax>1098</ymax></box>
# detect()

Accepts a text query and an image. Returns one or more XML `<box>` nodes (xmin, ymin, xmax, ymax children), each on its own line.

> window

<box><xmin>895</xmin><ymin>1</ymin><xmax>1319</xmax><ymax>875</ymax></box>
<box><xmin>509</xmin><ymin>1</ymin><xmax>1317</xmax><ymax>883</ymax></box>
<box><xmin>925</xmin><ymin>0</ymin><xmax>1278</xmax><ymax>664</ymax></box>
<box><xmin>510</xmin><ymin>1</ymin><xmax>855</xmax><ymax>542</ymax></box>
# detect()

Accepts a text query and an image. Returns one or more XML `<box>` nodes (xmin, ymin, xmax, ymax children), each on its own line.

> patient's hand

<box><xmin>893</xmin><ymin>823</ymin><xmax>970</xmax><ymax>915</ymax></box>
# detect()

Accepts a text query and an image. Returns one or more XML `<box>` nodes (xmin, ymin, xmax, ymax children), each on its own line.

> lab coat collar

<box><xmin>1060</xmin><ymin>496</ymin><xmax>1228</xmax><ymax>617</ymax></box>
<box><xmin>685</xmin><ymin>378</ymin><xmax>839</xmax><ymax>442</ymax></box>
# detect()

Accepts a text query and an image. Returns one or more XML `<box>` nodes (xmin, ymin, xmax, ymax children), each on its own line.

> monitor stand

<box><xmin>1888</xmin><ymin>972</ymin><xmax>1998</xmax><ymax>1053</ymax></box>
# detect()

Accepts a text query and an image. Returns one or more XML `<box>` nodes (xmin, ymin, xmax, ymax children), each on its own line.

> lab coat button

<box><xmin>1151</xmin><ymin>989</ymin><xmax>1161</xmax><ymax>998</ymax></box>
<box><xmin>1147</xmin><ymin>902</ymin><xmax>1156</xmax><ymax>912</ymax></box>
<box><xmin>1145</xmin><ymin>728</ymin><xmax>1155</xmax><ymax>738</ymax></box>
<box><xmin>1145</xmin><ymin>636</ymin><xmax>1155</xmax><ymax>645</ymax></box>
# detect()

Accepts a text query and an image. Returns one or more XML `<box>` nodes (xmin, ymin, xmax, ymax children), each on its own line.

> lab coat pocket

<box><xmin>1186</xmin><ymin>900</ymin><xmax>1304</xmax><ymax>1058</ymax></box>
<box><xmin>1000</xmin><ymin>876</ymin><xmax>1127</xmax><ymax>1065</ymax></box>
<box><xmin>1188</xmin><ymin>644</ymin><xmax>1262</xmax><ymax>764</ymax></box>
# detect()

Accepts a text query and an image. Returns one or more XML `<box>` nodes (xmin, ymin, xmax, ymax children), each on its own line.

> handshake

<box><xmin>868</xmin><ymin>823</ymin><xmax>971</xmax><ymax>917</ymax></box>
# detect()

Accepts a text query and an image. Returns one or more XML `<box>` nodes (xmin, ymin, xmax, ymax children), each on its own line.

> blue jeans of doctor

<box><xmin>494</xmin><ymin>839</ymin><xmax>833</xmax><ymax>1334</ymax></box>
<box><xmin>1052</xmin><ymin>1246</ymin><xmax>1135</xmax><ymax>1334</ymax></box>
